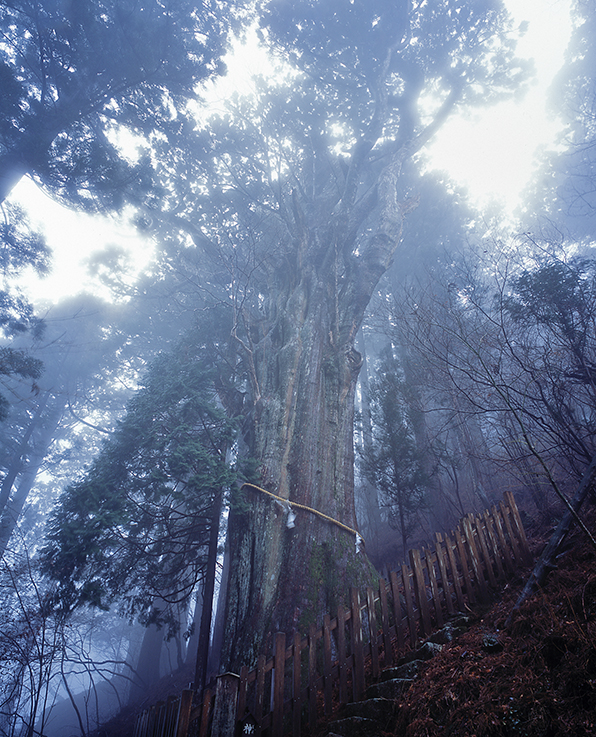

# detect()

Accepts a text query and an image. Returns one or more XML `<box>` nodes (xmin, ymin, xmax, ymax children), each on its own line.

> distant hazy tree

<box><xmin>392</xmin><ymin>249</ymin><xmax>596</xmax><ymax>519</ymax></box>
<box><xmin>501</xmin><ymin>254</ymin><xmax>596</xmax><ymax>470</ymax></box>
<box><xmin>365</xmin><ymin>167</ymin><xmax>491</xmax><ymax>531</ymax></box>
<box><xmin>0</xmin><ymin>294</ymin><xmax>148</xmax><ymax>560</ymax></box>
<box><xmin>362</xmin><ymin>347</ymin><xmax>429</xmax><ymax>560</ymax></box>
<box><xmin>525</xmin><ymin>0</ymin><xmax>596</xmax><ymax>238</ymax></box>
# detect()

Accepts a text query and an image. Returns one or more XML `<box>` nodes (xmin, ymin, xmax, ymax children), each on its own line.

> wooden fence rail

<box><xmin>134</xmin><ymin>491</ymin><xmax>531</xmax><ymax>737</ymax></box>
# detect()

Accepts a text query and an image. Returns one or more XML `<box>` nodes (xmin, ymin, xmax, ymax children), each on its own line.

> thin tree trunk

<box><xmin>207</xmin><ymin>527</ymin><xmax>230</xmax><ymax>677</ymax></box>
<box><xmin>355</xmin><ymin>331</ymin><xmax>383</xmax><ymax>554</ymax></box>
<box><xmin>0</xmin><ymin>152</ymin><xmax>27</xmax><ymax>205</ymax></box>
<box><xmin>127</xmin><ymin>609</ymin><xmax>164</xmax><ymax>705</ymax></box>
<box><xmin>0</xmin><ymin>398</ymin><xmax>63</xmax><ymax>556</ymax></box>
<box><xmin>185</xmin><ymin>587</ymin><xmax>203</xmax><ymax>666</ymax></box>
<box><xmin>0</xmin><ymin>392</ymin><xmax>50</xmax><ymax>515</ymax></box>
<box><xmin>193</xmin><ymin>489</ymin><xmax>223</xmax><ymax>693</ymax></box>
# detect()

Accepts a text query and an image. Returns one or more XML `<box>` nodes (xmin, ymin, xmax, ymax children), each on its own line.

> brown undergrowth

<box><xmin>394</xmin><ymin>520</ymin><xmax>596</xmax><ymax>736</ymax></box>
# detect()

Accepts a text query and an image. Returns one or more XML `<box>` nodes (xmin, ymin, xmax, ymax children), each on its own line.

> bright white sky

<box><xmin>426</xmin><ymin>0</ymin><xmax>572</xmax><ymax>211</ymax></box>
<box><xmin>11</xmin><ymin>0</ymin><xmax>573</xmax><ymax>307</ymax></box>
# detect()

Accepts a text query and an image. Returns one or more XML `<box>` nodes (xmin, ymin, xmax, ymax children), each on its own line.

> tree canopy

<box><xmin>0</xmin><ymin>0</ymin><xmax>238</xmax><ymax>207</ymax></box>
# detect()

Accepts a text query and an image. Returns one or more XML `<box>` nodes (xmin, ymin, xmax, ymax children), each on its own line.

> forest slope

<box><xmin>394</xmin><ymin>510</ymin><xmax>596</xmax><ymax>736</ymax></box>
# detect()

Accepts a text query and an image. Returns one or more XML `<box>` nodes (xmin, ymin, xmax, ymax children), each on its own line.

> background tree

<box><xmin>390</xmin><ymin>246</ymin><xmax>596</xmax><ymax>525</ymax></box>
<box><xmin>361</xmin><ymin>167</ymin><xmax>492</xmax><ymax>536</ymax></box>
<box><xmin>43</xmin><ymin>325</ymin><xmax>237</xmax><ymax>693</ymax></box>
<box><xmin>361</xmin><ymin>347</ymin><xmax>429</xmax><ymax>563</ymax></box>
<box><xmin>0</xmin><ymin>294</ymin><xmax>146</xmax><ymax>560</ymax></box>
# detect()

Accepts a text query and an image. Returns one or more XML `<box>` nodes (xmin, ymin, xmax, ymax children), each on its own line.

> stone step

<box><xmin>365</xmin><ymin>677</ymin><xmax>412</xmax><ymax>700</ymax></box>
<box><xmin>381</xmin><ymin>659</ymin><xmax>423</xmax><ymax>681</ymax></box>
<box><xmin>403</xmin><ymin>640</ymin><xmax>443</xmax><ymax>662</ymax></box>
<box><xmin>341</xmin><ymin>697</ymin><xmax>395</xmax><ymax>723</ymax></box>
<box><xmin>326</xmin><ymin>716</ymin><xmax>381</xmax><ymax>737</ymax></box>
<box><xmin>327</xmin><ymin>616</ymin><xmax>470</xmax><ymax>735</ymax></box>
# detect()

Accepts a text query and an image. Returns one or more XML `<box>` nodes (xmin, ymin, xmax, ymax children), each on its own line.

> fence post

<box><xmin>482</xmin><ymin>510</ymin><xmax>505</xmax><ymax>581</ymax></box>
<box><xmin>400</xmin><ymin>564</ymin><xmax>417</xmax><ymax>648</ymax></box>
<box><xmin>433</xmin><ymin>535</ymin><xmax>454</xmax><ymax>616</ymax></box>
<box><xmin>491</xmin><ymin>504</ymin><xmax>514</xmax><ymax>573</ymax></box>
<box><xmin>455</xmin><ymin>528</ymin><xmax>476</xmax><ymax>604</ymax></box>
<box><xmin>350</xmin><ymin>587</ymin><xmax>365</xmax><ymax>701</ymax></box>
<box><xmin>308</xmin><ymin>623</ymin><xmax>317</xmax><ymax>729</ymax></box>
<box><xmin>505</xmin><ymin>490</ymin><xmax>532</xmax><ymax>564</ymax></box>
<box><xmin>255</xmin><ymin>654</ymin><xmax>266</xmax><ymax>732</ymax></box>
<box><xmin>474</xmin><ymin>516</ymin><xmax>497</xmax><ymax>588</ymax></box>
<box><xmin>336</xmin><ymin>604</ymin><xmax>348</xmax><ymax>705</ymax></box>
<box><xmin>409</xmin><ymin>549</ymin><xmax>432</xmax><ymax>635</ymax></box>
<box><xmin>199</xmin><ymin>686</ymin><xmax>213</xmax><ymax>737</ymax></box>
<box><xmin>211</xmin><ymin>672</ymin><xmax>240</xmax><ymax>737</ymax></box>
<box><xmin>378</xmin><ymin>578</ymin><xmax>394</xmax><ymax>668</ymax></box>
<box><xmin>175</xmin><ymin>689</ymin><xmax>194</xmax><ymax>737</ymax></box>
<box><xmin>366</xmin><ymin>587</ymin><xmax>380</xmax><ymax>680</ymax></box>
<box><xmin>273</xmin><ymin>632</ymin><xmax>286</xmax><ymax>737</ymax></box>
<box><xmin>292</xmin><ymin>632</ymin><xmax>302</xmax><ymax>737</ymax></box>
<box><xmin>423</xmin><ymin>548</ymin><xmax>443</xmax><ymax>628</ymax></box>
<box><xmin>323</xmin><ymin>615</ymin><xmax>333</xmax><ymax>714</ymax></box>
<box><xmin>500</xmin><ymin>499</ymin><xmax>522</xmax><ymax>564</ymax></box>
<box><xmin>462</xmin><ymin>516</ymin><xmax>488</xmax><ymax>602</ymax></box>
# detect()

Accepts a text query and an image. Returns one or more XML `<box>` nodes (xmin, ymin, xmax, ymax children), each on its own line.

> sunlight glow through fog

<box><xmin>424</xmin><ymin>0</ymin><xmax>572</xmax><ymax>213</ymax></box>
<box><xmin>12</xmin><ymin>180</ymin><xmax>154</xmax><ymax>306</ymax></box>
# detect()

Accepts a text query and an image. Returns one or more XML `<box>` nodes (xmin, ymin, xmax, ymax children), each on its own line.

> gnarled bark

<box><xmin>222</xmin><ymin>155</ymin><xmax>412</xmax><ymax>669</ymax></box>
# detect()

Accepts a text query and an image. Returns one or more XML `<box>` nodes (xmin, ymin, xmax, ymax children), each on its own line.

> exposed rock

<box><xmin>414</xmin><ymin>640</ymin><xmax>443</xmax><ymax>660</ymax></box>
<box><xmin>481</xmin><ymin>633</ymin><xmax>503</xmax><ymax>652</ymax></box>
<box><xmin>429</xmin><ymin>620</ymin><xmax>469</xmax><ymax>644</ymax></box>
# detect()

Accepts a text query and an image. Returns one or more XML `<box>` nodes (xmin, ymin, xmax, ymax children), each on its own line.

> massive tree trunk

<box><xmin>223</xmin><ymin>279</ymin><xmax>375</xmax><ymax>669</ymax></box>
<box><xmin>219</xmin><ymin>14</ymin><xmax>463</xmax><ymax>667</ymax></box>
<box><xmin>221</xmin><ymin>152</ymin><xmax>415</xmax><ymax>669</ymax></box>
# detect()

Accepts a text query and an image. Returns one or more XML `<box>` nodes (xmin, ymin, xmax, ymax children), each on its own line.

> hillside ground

<box><xmin>393</xmin><ymin>507</ymin><xmax>596</xmax><ymax>736</ymax></box>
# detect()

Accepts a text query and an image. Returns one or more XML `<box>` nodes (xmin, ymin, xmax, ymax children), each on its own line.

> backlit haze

<box><xmin>11</xmin><ymin>0</ymin><xmax>573</xmax><ymax>307</ymax></box>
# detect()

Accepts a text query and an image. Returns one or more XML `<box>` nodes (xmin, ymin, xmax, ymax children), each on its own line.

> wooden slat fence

<box><xmin>134</xmin><ymin>491</ymin><xmax>531</xmax><ymax>737</ymax></box>
<box><xmin>132</xmin><ymin>689</ymin><xmax>194</xmax><ymax>737</ymax></box>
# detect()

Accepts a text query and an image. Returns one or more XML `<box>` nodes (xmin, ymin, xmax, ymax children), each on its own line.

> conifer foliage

<box><xmin>42</xmin><ymin>331</ymin><xmax>236</xmax><ymax>624</ymax></box>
